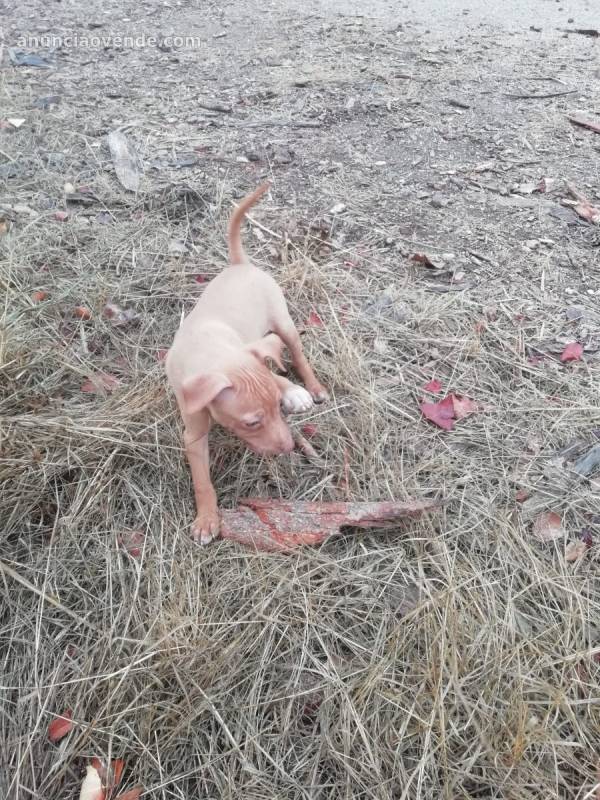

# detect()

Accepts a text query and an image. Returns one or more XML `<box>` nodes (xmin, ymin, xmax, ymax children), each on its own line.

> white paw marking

<box><xmin>281</xmin><ymin>384</ymin><xmax>314</xmax><ymax>414</ymax></box>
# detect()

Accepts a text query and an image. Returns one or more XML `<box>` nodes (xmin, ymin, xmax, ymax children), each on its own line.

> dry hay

<box><xmin>1</xmin><ymin>126</ymin><xmax>600</xmax><ymax>800</ymax></box>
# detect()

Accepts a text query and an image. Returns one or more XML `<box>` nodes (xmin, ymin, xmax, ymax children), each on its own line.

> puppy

<box><xmin>166</xmin><ymin>182</ymin><xmax>328</xmax><ymax>544</ymax></box>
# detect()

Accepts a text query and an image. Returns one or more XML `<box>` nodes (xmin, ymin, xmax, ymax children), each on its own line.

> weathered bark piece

<box><xmin>219</xmin><ymin>498</ymin><xmax>441</xmax><ymax>552</ymax></box>
<box><xmin>107</xmin><ymin>130</ymin><xmax>142</xmax><ymax>192</ymax></box>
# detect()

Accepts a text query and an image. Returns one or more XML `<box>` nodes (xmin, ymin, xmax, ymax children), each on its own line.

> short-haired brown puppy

<box><xmin>166</xmin><ymin>182</ymin><xmax>328</xmax><ymax>544</ymax></box>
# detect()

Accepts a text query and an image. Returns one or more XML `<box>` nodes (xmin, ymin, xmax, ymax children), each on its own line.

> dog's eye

<box><xmin>245</xmin><ymin>419</ymin><xmax>261</xmax><ymax>429</ymax></box>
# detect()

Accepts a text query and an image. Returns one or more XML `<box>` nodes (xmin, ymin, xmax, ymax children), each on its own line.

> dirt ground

<box><xmin>2</xmin><ymin>0</ymin><xmax>600</xmax><ymax>798</ymax></box>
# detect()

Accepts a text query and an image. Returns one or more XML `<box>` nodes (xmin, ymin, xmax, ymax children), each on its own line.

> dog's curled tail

<box><xmin>228</xmin><ymin>181</ymin><xmax>271</xmax><ymax>265</ymax></box>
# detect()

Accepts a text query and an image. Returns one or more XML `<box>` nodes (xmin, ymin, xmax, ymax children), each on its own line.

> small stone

<box><xmin>63</xmin><ymin>182</ymin><xmax>76</xmax><ymax>195</ymax></box>
<box><xmin>430</xmin><ymin>195</ymin><xmax>445</xmax><ymax>209</ymax></box>
<box><xmin>565</xmin><ymin>287</ymin><xmax>576</xmax><ymax>295</ymax></box>
<box><xmin>294</xmin><ymin>77</ymin><xmax>310</xmax><ymax>87</ymax></box>
<box><xmin>328</xmin><ymin>202</ymin><xmax>346</xmax><ymax>215</ymax></box>
<box><xmin>524</xmin><ymin>239</ymin><xmax>540</xmax><ymax>250</ymax></box>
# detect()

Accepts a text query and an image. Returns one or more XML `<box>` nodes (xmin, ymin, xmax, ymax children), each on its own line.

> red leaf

<box><xmin>306</xmin><ymin>311</ymin><xmax>324</xmax><ymax>328</ymax></box>
<box><xmin>194</xmin><ymin>273</ymin><xmax>210</xmax><ymax>283</ymax></box>
<box><xmin>451</xmin><ymin>394</ymin><xmax>479</xmax><ymax>420</ymax></box>
<box><xmin>301</xmin><ymin>424</ymin><xmax>317</xmax><ymax>438</ymax></box>
<box><xmin>48</xmin><ymin>709</ymin><xmax>73</xmax><ymax>742</ymax></box>
<box><xmin>73</xmin><ymin>306</ymin><xmax>92</xmax><ymax>320</ymax></box>
<box><xmin>560</xmin><ymin>342</ymin><xmax>583</xmax><ymax>363</ymax></box>
<box><xmin>119</xmin><ymin>529</ymin><xmax>145</xmax><ymax>558</ymax></box>
<box><xmin>420</xmin><ymin>395</ymin><xmax>455</xmax><ymax>431</ymax></box>
<box><xmin>156</xmin><ymin>348</ymin><xmax>169</xmax><ymax>362</ymax></box>
<box><xmin>342</xmin><ymin>260</ymin><xmax>357</xmax><ymax>268</ymax></box>
<box><xmin>115</xmin><ymin>789</ymin><xmax>143</xmax><ymax>800</ymax></box>
<box><xmin>54</xmin><ymin>210</ymin><xmax>69</xmax><ymax>222</ymax></box>
<box><xmin>423</xmin><ymin>379</ymin><xmax>443</xmax><ymax>393</ymax></box>
<box><xmin>532</xmin><ymin>511</ymin><xmax>563</xmax><ymax>542</ymax></box>
<box><xmin>515</xmin><ymin>489</ymin><xmax>529</xmax><ymax>503</ymax></box>
<box><xmin>474</xmin><ymin>320</ymin><xmax>487</xmax><ymax>334</ymax></box>
<box><xmin>411</xmin><ymin>252</ymin><xmax>436</xmax><ymax>268</ymax></box>
<box><xmin>32</xmin><ymin>290</ymin><xmax>48</xmax><ymax>302</ymax></box>
<box><xmin>81</xmin><ymin>373</ymin><xmax>120</xmax><ymax>394</ymax></box>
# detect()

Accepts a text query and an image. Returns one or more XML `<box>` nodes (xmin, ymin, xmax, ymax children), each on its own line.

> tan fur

<box><xmin>166</xmin><ymin>182</ymin><xmax>328</xmax><ymax>545</ymax></box>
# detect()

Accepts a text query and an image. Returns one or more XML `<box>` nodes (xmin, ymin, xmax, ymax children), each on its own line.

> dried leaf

<box><xmin>565</xmin><ymin>540</ymin><xmax>587</xmax><ymax>562</ymax></box>
<box><xmin>81</xmin><ymin>373</ymin><xmax>120</xmax><ymax>394</ymax></box>
<box><xmin>532</xmin><ymin>511</ymin><xmax>563</xmax><ymax>542</ymax></box>
<box><xmin>48</xmin><ymin>709</ymin><xmax>73</xmax><ymax>742</ymax></box>
<box><xmin>119</xmin><ymin>530</ymin><xmax>145</xmax><ymax>558</ymax></box>
<box><xmin>560</xmin><ymin>342</ymin><xmax>583</xmax><ymax>363</ymax></box>
<box><xmin>103</xmin><ymin>302</ymin><xmax>140</xmax><ymax>327</ymax></box>
<box><xmin>79</xmin><ymin>766</ymin><xmax>105</xmax><ymax>800</ymax></box>
<box><xmin>306</xmin><ymin>311</ymin><xmax>324</xmax><ymax>328</ymax></box>
<box><xmin>423</xmin><ymin>379</ymin><xmax>443</xmax><ymax>393</ymax></box>
<box><xmin>451</xmin><ymin>394</ymin><xmax>479</xmax><ymax>420</ymax></box>
<box><xmin>300</xmin><ymin>424</ymin><xmax>317</xmax><ymax>438</ymax></box>
<box><xmin>156</xmin><ymin>348</ymin><xmax>169</xmax><ymax>362</ymax></box>
<box><xmin>0</xmin><ymin>218</ymin><xmax>9</xmax><ymax>237</ymax></box>
<box><xmin>411</xmin><ymin>252</ymin><xmax>437</xmax><ymax>268</ymax></box>
<box><xmin>74</xmin><ymin>306</ymin><xmax>92</xmax><ymax>320</ymax></box>
<box><xmin>515</xmin><ymin>489</ymin><xmax>530</xmax><ymax>503</ymax></box>
<box><xmin>420</xmin><ymin>395</ymin><xmax>455</xmax><ymax>431</ymax></box>
<box><xmin>54</xmin><ymin>210</ymin><xmax>69</xmax><ymax>222</ymax></box>
<box><xmin>32</xmin><ymin>290</ymin><xmax>48</xmax><ymax>302</ymax></box>
<box><xmin>573</xmin><ymin>201</ymin><xmax>600</xmax><ymax>224</ymax></box>
<box><xmin>107</xmin><ymin>130</ymin><xmax>141</xmax><ymax>192</ymax></box>
<box><xmin>194</xmin><ymin>273</ymin><xmax>210</xmax><ymax>283</ymax></box>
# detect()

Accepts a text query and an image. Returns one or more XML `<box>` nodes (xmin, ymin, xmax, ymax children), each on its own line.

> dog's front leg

<box><xmin>183</xmin><ymin>415</ymin><xmax>219</xmax><ymax>545</ymax></box>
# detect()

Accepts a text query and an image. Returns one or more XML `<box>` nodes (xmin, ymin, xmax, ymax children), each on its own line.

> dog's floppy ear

<box><xmin>181</xmin><ymin>373</ymin><xmax>232</xmax><ymax>416</ymax></box>
<box><xmin>247</xmin><ymin>333</ymin><xmax>285</xmax><ymax>372</ymax></box>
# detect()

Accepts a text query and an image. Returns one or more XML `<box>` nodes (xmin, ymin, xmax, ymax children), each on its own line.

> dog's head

<box><xmin>181</xmin><ymin>333</ymin><xmax>294</xmax><ymax>455</ymax></box>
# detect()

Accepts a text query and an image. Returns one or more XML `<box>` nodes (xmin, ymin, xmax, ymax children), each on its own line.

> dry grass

<box><xmin>2</xmin><ymin>59</ymin><xmax>600</xmax><ymax>800</ymax></box>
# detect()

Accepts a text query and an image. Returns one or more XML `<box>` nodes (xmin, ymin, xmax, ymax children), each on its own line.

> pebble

<box><xmin>430</xmin><ymin>195</ymin><xmax>445</xmax><ymax>209</ymax></box>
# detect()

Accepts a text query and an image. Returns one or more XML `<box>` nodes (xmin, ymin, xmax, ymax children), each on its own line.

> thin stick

<box><xmin>504</xmin><ymin>89</ymin><xmax>576</xmax><ymax>99</ymax></box>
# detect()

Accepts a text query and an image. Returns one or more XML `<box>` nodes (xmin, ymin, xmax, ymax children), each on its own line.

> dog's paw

<box><xmin>281</xmin><ymin>384</ymin><xmax>314</xmax><ymax>414</ymax></box>
<box><xmin>191</xmin><ymin>507</ymin><xmax>220</xmax><ymax>546</ymax></box>
<box><xmin>307</xmin><ymin>383</ymin><xmax>329</xmax><ymax>404</ymax></box>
